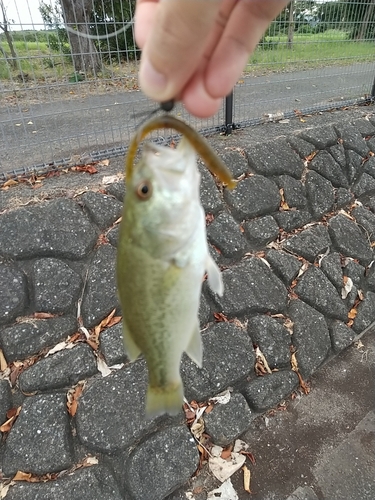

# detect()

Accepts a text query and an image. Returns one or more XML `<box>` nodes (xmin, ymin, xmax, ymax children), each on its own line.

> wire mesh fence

<box><xmin>0</xmin><ymin>0</ymin><xmax>374</xmax><ymax>179</ymax></box>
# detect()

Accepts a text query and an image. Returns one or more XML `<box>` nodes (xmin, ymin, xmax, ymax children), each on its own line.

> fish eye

<box><xmin>136</xmin><ymin>180</ymin><xmax>153</xmax><ymax>200</ymax></box>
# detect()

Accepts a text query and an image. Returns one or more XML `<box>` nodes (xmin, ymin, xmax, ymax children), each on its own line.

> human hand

<box><xmin>135</xmin><ymin>0</ymin><xmax>289</xmax><ymax>117</ymax></box>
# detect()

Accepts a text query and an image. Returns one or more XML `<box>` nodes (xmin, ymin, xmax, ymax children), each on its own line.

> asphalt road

<box><xmin>0</xmin><ymin>62</ymin><xmax>374</xmax><ymax>175</ymax></box>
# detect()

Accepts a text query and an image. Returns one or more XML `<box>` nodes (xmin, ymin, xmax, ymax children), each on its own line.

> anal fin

<box><xmin>206</xmin><ymin>254</ymin><xmax>224</xmax><ymax>296</ymax></box>
<box><xmin>185</xmin><ymin>321</ymin><xmax>203</xmax><ymax>368</ymax></box>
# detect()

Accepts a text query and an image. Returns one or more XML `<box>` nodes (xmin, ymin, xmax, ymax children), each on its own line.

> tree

<box><xmin>60</xmin><ymin>0</ymin><xmax>101</xmax><ymax>74</ymax></box>
<box><xmin>0</xmin><ymin>0</ymin><xmax>18</xmax><ymax>69</ymax></box>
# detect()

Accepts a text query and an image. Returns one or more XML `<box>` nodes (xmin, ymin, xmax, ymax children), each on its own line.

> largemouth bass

<box><xmin>117</xmin><ymin>116</ymin><xmax>234</xmax><ymax>417</ymax></box>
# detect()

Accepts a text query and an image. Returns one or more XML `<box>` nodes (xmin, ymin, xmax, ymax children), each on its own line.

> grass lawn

<box><xmin>0</xmin><ymin>29</ymin><xmax>374</xmax><ymax>82</ymax></box>
<box><xmin>246</xmin><ymin>29</ymin><xmax>375</xmax><ymax>74</ymax></box>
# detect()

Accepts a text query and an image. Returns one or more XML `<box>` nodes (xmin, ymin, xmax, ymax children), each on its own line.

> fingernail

<box><xmin>140</xmin><ymin>58</ymin><xmax>168</xmax><ymax>98</ymax></box>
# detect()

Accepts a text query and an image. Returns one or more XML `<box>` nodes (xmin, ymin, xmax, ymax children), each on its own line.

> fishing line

<box><xmin>64</xmin><ymin>20</ymin><xmax>133</xmax><ymax>40</ymax></box>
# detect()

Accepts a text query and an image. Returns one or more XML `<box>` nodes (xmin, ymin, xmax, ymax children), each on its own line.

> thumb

<box><xmin>137</xmin><ymin>0</ymin><xmax>220</xmax><ymax>102</ymax></box>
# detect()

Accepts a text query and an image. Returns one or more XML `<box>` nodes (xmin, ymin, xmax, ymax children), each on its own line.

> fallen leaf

<box><xmin>242</xmin><ymin>465</ymin><xmax>251</xmax><ymax>493</ymax></box>
<box><xmin>33</xmin><ymin>312</ymin><xmax>55</xmax><ymax>319</ymax></box>
<box><xmin>241</xmin><ymin>451</ymin><xmax>256</xmax><ymax>465</ymax></box>
<box><xmin>210</xmin><ymin>389</ymin><xmax>231</xmax><ymax>405</ymax></box>
<box><xmin>102</xmin><ymin>174</ymin><xmax>121</xmax><ymax>185</ymax></box>
<box><xmin>45</xmin><ymin>341</ymin><xmax>75</xmax><ymax>357</ymax></box>
<box><xmin>0</xmin><ymin>349</ymin><xmax>8</xmax><ymax>371</ymax></box>
<box><xmin>348</xmin><ymin>307</ymin><xmax>358</xmax><ymax>320</ymax></box>
<box><xmin>13</xmin><ymin>471</ymin><xmax>32</xmax><ymax>482</ymax></box>
<box><xmin>221</xmin><ymin>444</ymin><xmax>233</xmax><ymax>460</ymax></box>
<box><xmin>0</xmin><ymin>481</ymin><xmax>14</xmax><ymax>498</ymax></box>
<box><xmin>190</xmin><ymin>418</ymin><xmax>205</xmax><ymax>440</ymax></box>
<box><xmin>213</xmin><ymin>312</ymin><xmax>229</xmax><ymax>322</ymax></box>
<box><xmin>97</xmin><ymin>159</ymin><xmax>110</xmax><ymax>167</ymax></box>
<box><xmin>67</xmin><ymin>381</ymin><xmax>86</xmax><ymax>417</ymax></box>
<box><xmin>96</xmin><ymin>356</ymin><xmax>111</xmax><ymax>377</ymax></box>
<box><xmin>207</xmin><ymin>479</ymin><xmax>239</xmax><ymax>500</ymax></box>
<box><xmin>254</xmin><ymin>346</ymin><xmax>272</xmax><ymax>375</ymax></box>
<box><xmin>305</xmin><ymin>151</ymin><xmax>317</xmax><ymax>162</ymax></box>
<box><xmin>73</xmin><ymin>165</ymin><xmax>98</xmax><ymax>175</ymax></box>
<box><xmin>342</xmin><ymin>276</ymin><xmax>353</xmax><ymax>299</ymax></box>
<box><xmin>2</xmin><ymin>179</ymin><xmax>18</xmax><ymax>188</ymax></box>
<box><xmin>209</xmin><ymin>452</ymin><xmax>246</xmax><ymax>483</ymax></box>
<box><xmin>0</xmin><ymin>406</ymin><xmax>21</xmax><ymax>433</ymax></box>
<box><xmin>82</xmin><ymin>456</ymin><xmax>99</xmax><ymax>466</ymax></box>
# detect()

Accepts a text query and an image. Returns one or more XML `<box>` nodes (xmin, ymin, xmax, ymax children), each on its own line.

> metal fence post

<box><xmin>225</xmin><ymin>90</ymin><xmax>234</xmax><ymax>135</ymax></box>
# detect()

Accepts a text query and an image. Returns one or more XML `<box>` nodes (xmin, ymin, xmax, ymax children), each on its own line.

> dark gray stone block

<box><xmin>0</xmin><ymin>315</ymin><xmax>78</xmax><ymax>363</ymax></box>
<box><xmin>289</xmin><ymin>299</ymin><xmax>331</xmax><ymax>378</ymax></box>
<box><xmin>199</xmin><ymin>165</ymin><xmax>223</xmax><ymax>214</ymax></box>
<box><xmin>266</xmin><ymin>250</ymin><xmax>302</xmax><ymax>286</ymax></box>
<box><xmin>352</xmin><ymin>173</ymin><xmax>375</xmax><ymax>198</ymax></box>
<box><xmin>276</xmin><ymin>175</ymin><xmax>307</xmax><ymax>209</ymax></box>
<box><xmin>329</xmin><ymin>214</ymin><xmax>373</xmax><ymax>265</ymax></box>
<box><xmin>106</xmin><ymin>179</ymin><xmax>126</xmax><ymax>202</ymax></box>
<box><xmin>243</xmin><ymin>215</ymin><xmax>279</xmax><ymax>249</ymax></box>
<box><xmin>352</xmin><ymin>206</ymin><xmax>375</xmax><ymax>242</ymax></box>
<box><xmin>0</xmin><ymin>262</ymin><xmax>27</xmax><ymax>325</ymax></box>
<box><xmin>0</xmin><ymin>199</ymin><xmax>97</xmax><ymax>260</ymax></box>
<box><xmin>366</xmin><ymin>265</ymin><xmax>375</xmax><ymax>293</ymax></box>
<box><xmin>247</xmin><ymin>314</ymin><xmax>291</xmax><ymax>368</ymax></box>
<box><xmin>81</xmin><ymin>191</ymin><xmax>123</xmax><ymax>230</ymax></box>
<box><xmin>282</xmin><ymin>225</ymin><xmax>331</xmax><ymax>262</ymax></box>
<box><xmin>204</xmin><ymin>393</ymin><xmax>254</xmax><ymax>446</ymax></box>
<box><xmin>246</xmin><ymin>138</ymin><xmax>304</xmax><ymax>178</ymax></box>
<box><xmin>335</xmin><ymin>188</ymin><xmax>354</xmax><ymax>209</ymax></box>
<box><xmin>224</xmin><ymin>175</ymin><xmax>280</xmax><ymax>220</ymax></box>
<box><xmin>81</xmin><ymin>244</ymin><xmax>119</xmax><ymax>328</ymax></box>
<box><xmin>181</xmin><ymin>322</ymin><xmax>255</xmax><ymax>402</ymax></box>
<box><xmin>305</xmin><ymin>171</ymin><xmax>335</xmax><ymax>219</ymax></box>
<box><xmin>363</xmin><ymin>156</ymin><xmax>375</xmax><ymax>178</ymax></box>
<box><xmin>273</xmin><ymin>210</ymin><xmax>311</xmax><ymax>232</ymax></box>
<box><xmin>344</xmin><ymin>259</ymin><xmax>365</xmax><ymax>287</ymax></box>
<box><xmin>76</xmin><ymin>360</ymin><xmax>154</xmax><ymax>453</ymax></box>
<box><xmin>309</xmin><ymin>150</ymin><xmax>348</xmax><ymax>188</ymax></box>
<box><xmin>218</xmin><ymin>150</ymin><xmax>249</xmax><ymax>178</ymax></box>
<box><xmin>352</xmin><ymin>291</ymin><xmax>375</xmax><ymax>333</ymax></box>
<box><xmin>334</xmin><ymin>123</ymin><xmax>370</xmax><ymax>157</ymax></box>
<box><xmin>124</xmin><ymin>425</ymin><xmax>198</xmax><ymax>500</ymax></box>
<box><xmin>367</xmin><ymin>137</ymin><xmax>375</xmax><ymax>153</ymax></box>
<box><xmin>199</xmin><ymin>293</ymin><xmax>211</xmax><ymax>326</ymax></box>
<box><xmin>286</xmin><ymin>485</ymin><xmax>319</xmax><ymax>500</ymax></box>
<box><xmin>364</xmin><ymin>194</ymin><xmax>375</xmax><ymax>213</ymax></box>
<box><xmin>242</xmin><ymin>370</ymin><xmax>298</xmax><ymax>412</ymax></box>
<box><xmin>215</xmin><ymin>258</ymin><xmax>288</xmax><ymax>317</ymax></box>
<box><xmin>3</xmin><ymin>393</ymin><xmax>74</xmax><ymax>476</ymax></box>
<box><xmin>300</xmin><ymin>126</ymin><xmax>337</xmax><ymax>149</ymax></box>
<box><xmin>206</xmin><ymin>212</ymin><xmax>247</xmax><ymax>259</ymax></box>
<box><xmin>33</xmin><ymin>258</ymin><xmax>82</xmax><ymax>314</ymax></box>
<box><xmin>288</xmin><ymin>136</ymin><xmax>317</xmax><ymax>159</ymax></box>
<box><xmin>320</xmin><ymin>252</ymin><xmax>343</xmax><ymax>290</ymax></box>
<box><xmin>329</xmin><ymin>144</ymin><xmax>346</xmax><ymax>170</ymax></box>
<box><xmin>5</xmin><ymin>466</ymin><xmax>123</xmax><ymax>500</ymax></box>
<box><xmin>0</xmin><ymin>379</ymin><xmax>12</xmax><ymax>425</ymax></box>
<box><xmin>100</xmin><ymin>322</ymin><xmax>128</xmax><ymax>366</ymax></box>
<box><xmin>107</xmin><ymin>224</ymin><xmax>120</xmax><ymax>247</ymax></box>
<box><xmin>19</xmin><ymin>344</ymin><xmax>98</xmax><ymax>393</ymax></box>
<box><xmin>329</xmin><ymin>321</ymin><xmax>356</xmax><ymax>353</ymax></box>
<box><xmin>346</xmin><ymin>150</ymin><xmax>363</xmax><ymax>184</ymax></box>
<box><xmin>352</xmin><ymin>118</ymin><xmax>375</xmax><ymax>137</ymax></box>
<box><xmin>294</xmin><ymin>266</ymin><xmax>347</xmax><ymax>321</ymax></box>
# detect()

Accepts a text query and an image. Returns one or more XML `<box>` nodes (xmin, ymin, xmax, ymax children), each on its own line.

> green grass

<box><xmin>0</xmin><ymin>29</ymin><xmax>374</xmax><ymax>82</ymax></box>
<box><xmin>247</xmin><ymin>29</ymin><xmax>375</xmax><ymax>74</ymax></box>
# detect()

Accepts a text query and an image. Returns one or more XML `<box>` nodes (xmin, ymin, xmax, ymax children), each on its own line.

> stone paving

<box><xmin>1</xmin><ymin>110</ymin><xmax>375</xmax><ymax>499</ymax></box>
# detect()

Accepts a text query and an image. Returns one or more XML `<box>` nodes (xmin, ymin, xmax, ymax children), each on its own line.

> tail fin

<box><xmin>145</xmin><ymin>381</ymin><xmax>184</xmax><ymax>418</ymax></box>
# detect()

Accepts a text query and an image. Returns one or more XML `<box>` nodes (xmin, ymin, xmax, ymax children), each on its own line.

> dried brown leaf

<box><xmin>0</xmin><ymin>406</ymin><xmax>21</xmax><ymax>433</ymax></box>
<box><xmin>0</xmin><ymin>349</ymin><xmax>8</xmax><ymax>371</ymax></box>
<box><xmin>213</xmin><ymin>312</ymin><xmax>229</xmax><ymax>322</ymax></box>
<box><xmin>13</xmin><ymin>471</ymin><xmax>32</xmax><ymax>482</ymax></box>
<box><xmin>221</xmin><ymin>444</ymin><xmax>233</xmax><ymax>460</ymax></box>
<box><xmin>243</xmin><ymin>465</ymin><xmax>251</xmax><ymax>493</ymax></box>
<box><xmin>33</xmin><ymin>312</ymin><xmax>55</xmax><ymax>319</ymax></box>
<box><xmin>348</xmin><ymin>307</ymin><xmax>358</xmax><ymax>320</ymax></box>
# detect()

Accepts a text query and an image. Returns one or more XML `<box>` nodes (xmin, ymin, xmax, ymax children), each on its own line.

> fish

<box><xmin>117</xmin><ymin>116</ymin><xmax>234</xmax><ymax>417</ymax></box>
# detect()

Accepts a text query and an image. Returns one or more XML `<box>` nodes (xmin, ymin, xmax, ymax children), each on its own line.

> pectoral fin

<box><xmin>206</xmin><ymin>254</ymin><xmax>224</xmax><ymax>296</ymax></box>
<box><xmin>185</xmin><ymin>321</ymin><xmax>203</xmax><ymax>368</ymax></box>
<box><xmin>122</xmin><ymin>321</ymin><xmax>141</xmax><ymax>362</ymax></box>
